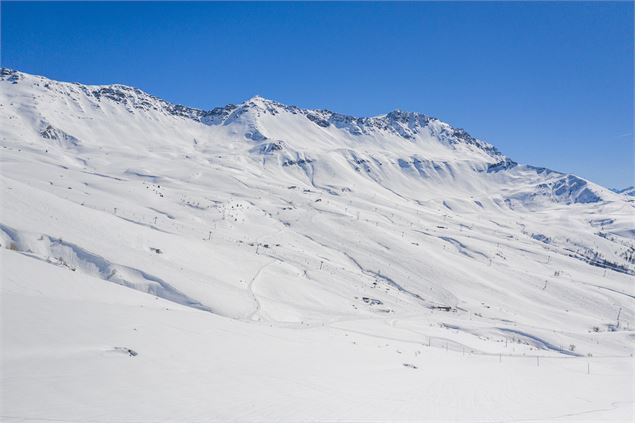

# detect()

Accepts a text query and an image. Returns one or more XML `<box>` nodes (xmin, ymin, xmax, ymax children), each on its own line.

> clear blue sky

<box><xmin>2</xmin><ymin>1</ymin><xmax>633</xmax><ymax>188</ymax></box>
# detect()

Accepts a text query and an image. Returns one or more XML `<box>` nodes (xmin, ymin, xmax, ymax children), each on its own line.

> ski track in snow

<box><xmin>246</xmin><ymin>260</ymin><xmax>279</xmax><ymax>321</ymax></box>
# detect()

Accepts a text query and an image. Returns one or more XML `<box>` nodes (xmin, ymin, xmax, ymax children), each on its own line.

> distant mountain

<box><xmin>611</xmin><ymin>186</ymin><xmax>635</xmax><ymax>196</ymax></box>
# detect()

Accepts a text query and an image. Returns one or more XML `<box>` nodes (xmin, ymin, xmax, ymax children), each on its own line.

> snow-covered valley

<box><xmin>1</xmin><ymin>68</ymin><xmax>633</xmax><ymax>422</ymax></box>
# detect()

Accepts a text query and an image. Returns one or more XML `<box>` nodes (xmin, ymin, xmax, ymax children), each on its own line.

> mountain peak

<box><xmin>243</xmin><ymin>95</ymin><xmax>272</xmax><ymax>105</ymax></box>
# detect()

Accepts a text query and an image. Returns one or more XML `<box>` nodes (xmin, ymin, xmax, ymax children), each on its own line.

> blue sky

<box><xmin>2</xmin><ymin>1</ymin><xmax>633</xmax><ymax>188</ymax></box>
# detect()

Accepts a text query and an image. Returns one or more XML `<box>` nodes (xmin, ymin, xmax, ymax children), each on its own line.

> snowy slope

<box><xmin>1</xmin><ymin>69</ymin><xmax>634</xmax><ymax>422</ymax></box>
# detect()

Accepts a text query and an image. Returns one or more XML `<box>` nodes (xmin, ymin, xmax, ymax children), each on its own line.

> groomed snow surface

<box><xmin>1</xmin><ymin>69</ymin><xmax>634</xmax><ymax>422</ymax></box>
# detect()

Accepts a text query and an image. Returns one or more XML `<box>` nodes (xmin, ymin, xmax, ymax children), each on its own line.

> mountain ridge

<box><xmin>0</xmin><ymin>68</ymin><xmax>503</xmax><ymax>160</ymax></box>
<box><xmin>1</xmin><ymin>67</ymin><xmax>617</xmax><ymax>208</ymax></box>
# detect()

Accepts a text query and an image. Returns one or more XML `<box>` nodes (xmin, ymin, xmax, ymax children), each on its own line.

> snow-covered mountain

<box><xmin>612</xmin><ymin>186</ymin><xmax>635</xmax><ymax>196</ymax></box>
<box><xmin>1</xmin><ymin>68</ymin><xmax>634</xmax><ymax>421</ymax></box>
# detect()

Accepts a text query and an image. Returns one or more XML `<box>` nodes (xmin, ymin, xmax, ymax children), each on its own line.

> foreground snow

<box><xmin>3</xmin><ymin>251</ymin><xmax>633</xmax><ymax>422</ymax></box>
<box><xmin>1</xmin><ymin>69</ymin><xmax>633</xmax><ymax>421</ymax></box>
